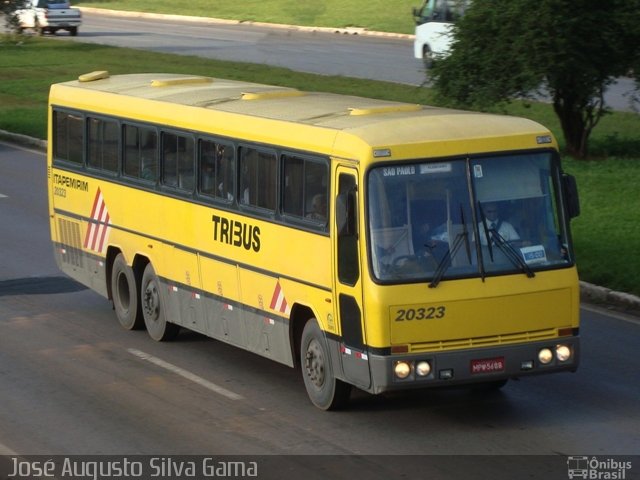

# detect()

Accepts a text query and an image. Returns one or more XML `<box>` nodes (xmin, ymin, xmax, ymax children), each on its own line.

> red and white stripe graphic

<box><xmin>84</xmin><ymin>188</ymin><xmax>111</xmax><ymax>254</ymax></box>
<box><xmin>340</xmin><ymin>345</ymin><xmax>368</xmax><ymax>361</ymax></box>
<box><xmin>269</xmin><ymin>281</ymin><xmax>291</xmax><ymax>315</ymax></box>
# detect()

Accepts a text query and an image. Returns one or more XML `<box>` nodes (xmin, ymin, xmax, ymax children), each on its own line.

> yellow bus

<box><xmin>48</xmin><ymin>71</ymin><xmax>581</xmax><ymax>409</ymax></box>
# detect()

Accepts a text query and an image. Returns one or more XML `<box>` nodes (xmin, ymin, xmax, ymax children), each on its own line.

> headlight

<box><xmin>556</xmin><ymin>344</ymin><xmax>571</xmax><ymax>362</ymax></box>
<box><xmin>538</xmin><ymin>348</ymin><xmax>553</xmax><ymax>365</ymax></box>
<box><xmin>394</xmin><ymin>361</ymin><xmax>412</xmax><ymax>379</ymax></box>
<box><xmin>416</xmin><ymin>360</ymin><xmax>431</xmax><ymax>377</ymax></box>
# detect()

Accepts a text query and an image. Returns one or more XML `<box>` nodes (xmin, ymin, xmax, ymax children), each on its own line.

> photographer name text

<box><xmin>9</xmin><ymin>457</ymin><xmax>258</xmax><ymax>479</ymax></box>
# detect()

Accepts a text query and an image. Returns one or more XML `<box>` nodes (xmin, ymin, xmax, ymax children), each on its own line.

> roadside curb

<box><xmin>0</xmin><ymin>129</ymin><xmax>47</xmax><ymax>151</ymax></box>
<box><xmin>77</xmin><ymin>7</ymin><xmax>415</xmax><ymax>40</ymax></box>
<box><xmin>580</xmin><ymin>281</ymin><xmax>640</xmax><ymax>314</ymax></box>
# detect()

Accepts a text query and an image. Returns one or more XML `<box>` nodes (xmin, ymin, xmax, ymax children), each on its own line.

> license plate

<box><xmin>471</xmin><ymin>356</ymin><xmax>505</xmax><ymax>374</ymax></box>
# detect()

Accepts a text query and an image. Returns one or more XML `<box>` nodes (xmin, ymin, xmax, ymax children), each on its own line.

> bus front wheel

<box><xmin>300</xmin><ymin>319</ymin><xmax>351</xmax><ymax>410</ymax></box>
<box><xmin>141</xmin><ymin>263</ymin><xmax>179</xmax><ymax>342</ymax></box>
<box><xmin>111</xmin><ymin>253</ymin><xmax>143</xmax><ymax>330</ymax></box>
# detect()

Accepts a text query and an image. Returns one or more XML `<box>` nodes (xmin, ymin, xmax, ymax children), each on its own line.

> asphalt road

<box><xmin>1</xmin><ymin>10</ymin><xmax>639</xmax><ymax>477</ymax></box>
<box><xmin>4</xmin><ymin>8</ymin><xmax>636</xmax><ymax>110</ymax></box>
<box><xmin>0</xmin><ymin>142</ymin><xmax>639</xmax><ymax>478</ymax></box>
<box><xmin>47</xmin><ymin>9</ymin><xmax>637</xmax><ymax>112</ymax></box>
<box><xmin>66</xmin><ymin>9</ymin><xmax>425</xmax><ymax>86</ymax></box>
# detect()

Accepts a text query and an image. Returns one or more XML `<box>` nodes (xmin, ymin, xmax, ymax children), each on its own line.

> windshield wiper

<box><xmin>478</xmin><ymin>201</ymin><xmax>534</xmax><ymax>278</ymax></box>
<box><xmin>429</xmin><ymin>206</ymin><xmax>472</xmax><ymax>288</ymax></box>
<box><xmin>489</xmin><ymin>228</ymin><xmax>535</xmax><ymax>278</ymax></box>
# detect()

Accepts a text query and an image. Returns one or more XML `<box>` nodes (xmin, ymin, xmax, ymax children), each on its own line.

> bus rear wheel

<box><xmin>111</xmin><ymin>253</ymin><xmax>144</xmax><ymax>330</ymax></box>
<box><xmin>300</xmin><ymin>319</ymin><xmax>351</xmax><ymax>410</ymax></box>
<box><xmin>141</xmin><ymin>263</ymin><xmax>179</xmax><ymax>342</ymax></box>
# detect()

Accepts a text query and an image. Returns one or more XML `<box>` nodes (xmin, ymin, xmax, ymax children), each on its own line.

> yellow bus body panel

<box><xmin>376</xmin><ymin>269</ymin><xmax>579</xmax><ymax>349</ymax></box>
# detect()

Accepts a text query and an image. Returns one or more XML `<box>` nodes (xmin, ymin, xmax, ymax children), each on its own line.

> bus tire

<box><xmin>300</xmin><ymin>319</ymin><xmax>351</xmax><ymax>410</ymax></box>
<box><xmin>111</xmin><ymin>253</ymin><xmax>144</xmax><ymax>330</ymax></box>
<box><xmin>141</xmin><ymin>263</ymin><xmax>179</xmax><ymax>342</ymax></box>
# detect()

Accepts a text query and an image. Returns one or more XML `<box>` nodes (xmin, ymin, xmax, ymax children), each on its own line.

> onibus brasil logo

<box><xmin>567</xmin><ymin>456</ymin><xmax>633</xmax><ymax>479</ymax></box>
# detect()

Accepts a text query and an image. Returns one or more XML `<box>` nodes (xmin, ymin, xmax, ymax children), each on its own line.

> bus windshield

<box><xmin>368</xmin><ymin>152</ymin><xmax>572</xmax><ymax>284</ymax></box>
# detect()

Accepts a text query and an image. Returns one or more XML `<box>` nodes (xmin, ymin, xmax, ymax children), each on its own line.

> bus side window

<box><xmin>162</xmin><ymin>132</ymin><xmax>194</xmax><ymax>191</ymax></box>
<box><xmin>87</xmin><ymin>116</ymin><xmax>118</xmax><ymax>173</ymax></box>
<box><xmin>199</xmin><ymin>140</ymin><xmax>217</xmax><ymax>195</ymax></box>
<box><xmin>282</xmin><ymin>154</ymin><xmax>328</xmax><ymax>225</ymax></box>
<box><xmin>239</xmin><ymin>146</ymin><xmax>277</xmax><ymax>211</ymax></box>
<box><xmin>124</xmin><ymin>124</ymin><xmax>157</xmax><ymax>182</ymax></box>
<box><xmin>140</xmin><ymin>129</ymin><xmax>158</xmax><ymax>182</ymax></box>
<box><xmin>53</xmin><ymin>110</ymin><xmax>83</xmax><ymax>165</ymax></box>
<box><xmin>199</xmin><ymin>139</ymin><xmax>234</xmax><ymax>201</ymax></box>
<box><xmin>162</xmin><ymin>133</ymin><xmax>178</xmax><ymax>187</ymax></box>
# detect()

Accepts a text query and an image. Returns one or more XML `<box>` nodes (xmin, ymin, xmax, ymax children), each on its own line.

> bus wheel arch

<box><xmin>289</xmin><ymin>304</ymin><xmax>314</xmax><ymax>369</ymax></box>
<box><xmin>131</xmin><ymin>254</ymin><xmax>149</xmax><ymax>288</ymax></box>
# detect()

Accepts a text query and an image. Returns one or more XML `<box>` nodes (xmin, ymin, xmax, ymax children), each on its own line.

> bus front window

<box><xmin>472</xmin><ymin>153</ymin><xmax>573</xmax><ymax>274</ymax></box>
<box><xmin>367</xmin><ymin>152</ymin><xmax>573</xmax><ymax>284</ymax></box>
<box><xmin>368</xmin><ymin>160</ymin><xmax>476</xmax><ymax>282</ymax></box>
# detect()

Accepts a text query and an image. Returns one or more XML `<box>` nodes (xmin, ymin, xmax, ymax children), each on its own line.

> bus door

<box><xmin>333</xmin><ymin>168</ymin><xmax>371</xmax><ymax>389</ymax></box>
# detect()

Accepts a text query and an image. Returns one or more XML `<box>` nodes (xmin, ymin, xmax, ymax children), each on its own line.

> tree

<box><xmin>430</xmin><ymin>0</ymin><xmax>640</xmax><ymax>159</ymax></box>
<box><xmin>1</xmin><ymin>0</ymin><xmax>30</xmax><ymax>34</ymax></box>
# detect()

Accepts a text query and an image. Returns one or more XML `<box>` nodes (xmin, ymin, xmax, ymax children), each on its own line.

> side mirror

<box><xmin>562</xmin><ymin>174</ymin><xmax>580</xmax><ymax>219</ymax></box>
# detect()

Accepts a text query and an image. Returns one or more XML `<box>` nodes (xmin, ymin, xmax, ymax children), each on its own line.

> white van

<box><xmin>412</xmin><ymin>0</ymin><xmax>468</xmax><ymax>68</ymax></box>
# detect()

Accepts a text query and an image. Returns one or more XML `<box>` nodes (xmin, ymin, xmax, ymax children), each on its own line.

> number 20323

<box><xmin>394</xmin><ymin>306</ymin><xmax>446</xmax><ymax>322</ymax></box>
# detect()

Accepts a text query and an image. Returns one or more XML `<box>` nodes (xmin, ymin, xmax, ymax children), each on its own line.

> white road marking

<box><xmin>0</xmin><ymin>193</ymin><xmax>7</xmax><ymax>199</ymax></box>
<box><xmin>127</xmin><ymin>348</ymin><xmax>244</xmax><ymax>401</ymax></box>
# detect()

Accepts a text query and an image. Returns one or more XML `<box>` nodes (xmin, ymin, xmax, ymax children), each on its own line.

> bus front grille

<box><xmin>410</xmin><ymin>328</ymin><xmax>558</xmax><ymax>352</ymax></box>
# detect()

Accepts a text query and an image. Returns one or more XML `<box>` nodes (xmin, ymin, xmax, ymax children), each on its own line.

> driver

<box><xmin>478</xmin><ymin>203</ymin><xmax>520</xmax><ymax>245</ymax></box>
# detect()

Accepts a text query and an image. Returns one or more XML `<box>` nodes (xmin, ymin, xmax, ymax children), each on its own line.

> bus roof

<box><xmin>51</xmin><ymin>72</ymin><xmax>555</xmax><ymax>159</ymax></box>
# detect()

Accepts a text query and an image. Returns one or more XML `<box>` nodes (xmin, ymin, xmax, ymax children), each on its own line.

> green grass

<box><xmin>1</xmin><ymin>33</ymin><xmax>639</xmax><ymax>298</ymax></box>
<box><xmin>0</xmin><ymin>38</ymin><xmax>438</xmax><ymax>138</ymax></box>
<box><xmin>75</xmin><ymin>0</ymin><xmax>419</xmax><ymax>34</ymax></box>
<box><xmin>565</xmin><ymin>158</ymin><xmax>640</xmax><ymax>295</ymax></box>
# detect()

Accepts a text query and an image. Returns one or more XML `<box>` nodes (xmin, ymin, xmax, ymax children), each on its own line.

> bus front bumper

<box><xmin>368</xmin><ymin>336</ymin><xmax>579</xmax><ymax>394</ymax></box>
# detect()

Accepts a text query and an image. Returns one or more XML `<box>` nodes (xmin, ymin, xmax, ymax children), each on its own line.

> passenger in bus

<box><xmin>141</xmin><ymin>163</ymin><xmax>157</xmax><ymax>181</ymax></box>
<box><xmin>140</xmin><ymin>134</ymin><xmax>158</xmax><ymax>181</ymax></box>
<box><xmin>478</xmin><ymin>202</ymin><xmax>520</xmax><ymax>245</ymax></box>
<box><xmin>216</xmin><ymin>146</ymin><xmax>234</xmax><ymax>201</ymax></box>
<box><xmin>307</xmin><ymin>194</ymin><xmax>327</xmax><ymax>221</ymax></box>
